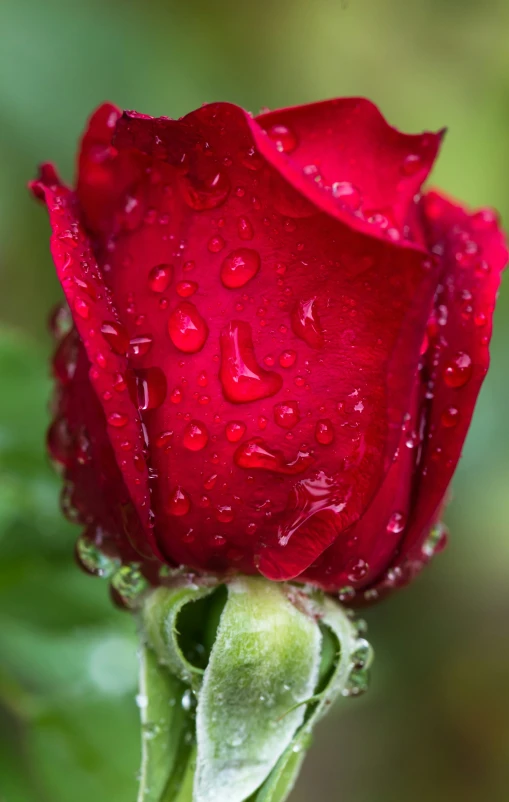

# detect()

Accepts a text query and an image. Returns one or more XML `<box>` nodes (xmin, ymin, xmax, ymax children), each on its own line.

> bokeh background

<box><xmin>1</xmin><ymin>0</ymin><xmax>509</xmax><ymax>800</ymax></box>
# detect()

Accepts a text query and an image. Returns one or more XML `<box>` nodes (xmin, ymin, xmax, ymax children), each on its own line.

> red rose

<box><xmin>33</xmin><ymin>98</ymin><xmax>507</xmax><ymax>604</ymax></box>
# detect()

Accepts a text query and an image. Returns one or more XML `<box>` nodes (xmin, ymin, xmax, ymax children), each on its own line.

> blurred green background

<box><xmin>1</xmin><ymin>0</ymin><xmax>509</xmax><ymax>800</ymax></box>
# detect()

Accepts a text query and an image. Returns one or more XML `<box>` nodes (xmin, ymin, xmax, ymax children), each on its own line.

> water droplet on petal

<box><xmin>234</xmin><ymin>438</ymin><xmax>314</xmax><ymax>475</ymax></box>
<box><xmin>183</xmin><ymin>420</ymin><xmax>209</xmax><ymax>451</ymax></box>
<box><xmin>220</xmin><ymin>248</ymin><xmax>260</xmax><ymax>289</ymax></box>
<box><xmin>274</xmin><ymin>401</ymin><xmax>300</xmax><ymax>429</ymax></box>
<box><xmin>279</xmin><ymin>350</ymin><xmax>297</xmax><ymax>368</ymax></box>
<box><xmin>386</xmin><ymin>511</ymin><xmax>406</xmax><ymax>534</ymax></box>
<box><xmin>225</xmin><ymin>421</ymin><xmax>246</xmax><ymax>442</ymax></box>
<box><xmin>216</xmin><ymin>505</ymin><xmax>234</xmax><ymax>523</ymax></box>
<box><xmin>47</xmin><ymin>416</ymin><xmax>73</xmax><ymax>466</ymax></box>
<box><xmin>347</xmin><ymin>558</ymin><xmax>369</xmax><ymax>582</ymax></box>
<box><xmin>179</xmin><ymin>169</ymin><xmax>230</xmax><ymax>210</ymax></box>
<box><xmin>166</xmin><ymin>486</ymin><xmax>191</xmax><ymax>516</ymax></box>
<box><xmin>74</xmin><ymin>297</ymin><xmax>91</xmax><ymax>319</ymax></box>
<box><xmin>101</xmin><ymin>321</ymin><xmax>129</xmax><ymax>355</ymax></box>
<box><xmin>315</xmin><ymin>419</ymin><xmax>334</xmax><ymax>445</ymax></box>
<box><xmin>176</xmin><ymin>280</ymin><xmax>198</xmax><ymax>297</ymax></box>
<box><xmin>443</xmin><ymin>352</ymin><xmax>472</xmax><ymax>388</ymax></box>
<box><xmin>76</xmin><ymin>532</ymin><xmax>120</xmax><ymax>578</ymax></box>
<box><xmin>291</xmin><ymin>298</ymin><xmax>324</xmax><ymax>348</ymax></box>
<box><xmin>241</xmin><ymin>146</ymin><xmax>264</xmax><ymax>171</ymax></box>
<box><xmin>219</xmin><ymin>320</ymin><xmax>283</xmax><ymax>402</ymax></box>
<box><xmin>237</xmin><ymin>216</ymin><xmax>254</xmax><ymax>240</ymax></box>
<box><xmin>266</xmin><ymin>123</ymin><xmax>298</xmax><ymax>154</ymax></box>
<box><xmin>168</xmin><ymin>302</ymin><xmax>209</xmax><ymax>353</ymax></box>
<box><xmin>441</xmin><ymin>406</ymin><xmax>460</xmax><ymax>428</ymax></box>
<box><xmin>108</xmin><ymin>412</ymin><xmax>129</xmax><ymax>428</ymax></box>
<box><xmin>127</xmin><ymin>367</ymin><xmax>167</xmax><ymax>410</ymax></box>
<box><xmin>111</xmin><ymin>563</ymin><xmax>148</xmax><ymax>607</ymax></box>
<box><xmin>208</xmin><ymin>235</ymin><xmax>225</xmax><ymax>253</ymax></box>
<box><xmin>148</xmin><ymin>264</ymin><xmax>173</xmax><ymax>293</ymax></box>
<box><xmin>129</xmin><ymin>335</ymin><xmax>154</xmax><ymax>357</ymax></box>
<box><xmin>402</xmin><ymin>153</ymin><xmax>422</xmax><ymax>175</ymax></box>
<box><xmin>156</xmin><ymin>430</ymin><xmax>173</xmax><ymax>450</ymax></box>
<box><xmin>332</xmin><ymin>182</ymin><xmax>362</xmax><ymax>210</ymax></box>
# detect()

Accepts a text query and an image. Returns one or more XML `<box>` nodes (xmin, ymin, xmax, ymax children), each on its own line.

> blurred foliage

<box><xmin>1</xmin><ymin>0</ymin><xmax>509</xmax><ymax>800</ymax></box>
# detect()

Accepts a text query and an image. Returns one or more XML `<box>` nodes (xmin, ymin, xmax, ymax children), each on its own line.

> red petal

<box><xmin>31</xmin><ymin>166</ymin><xmax>162</xmax><ymax>561</ymax></box>
<box><xmin>257</xmin><ymin>98</ymin><xmax>444</xmax><ymax>236</ymax></box>
<box><xmin>76</xmin><ymin>102</ymin><xmax>145</xmax><ymax>236</ymax></box>
<box><xmin>370</xmin><ymin>192</ymin><xmax>507</xmax><ymax>596</ymax></box>
<box><xmin>87</xmin><ymin>104</ymin><xmax>440</xmax><ymax>578</ymax></box>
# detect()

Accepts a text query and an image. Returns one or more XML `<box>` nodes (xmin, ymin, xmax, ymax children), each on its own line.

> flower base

<box><xmin>137</xmin><ymin>575</ymin><xmax>373</xmax><ymax>802</ymax></box>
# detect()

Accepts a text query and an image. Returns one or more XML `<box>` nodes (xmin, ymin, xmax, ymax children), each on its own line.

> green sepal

<box><xmin>138</xmin><ymin>578</ymin><xmax>374</xmax><ymax>802</ymax></box>
<box><xmin>194</xmin><ymin>577</ymin><xmax>322</xmax><ymax>802</ymax></box>
<box><xmin>252</xmin><ymin>594</ymin><xmax>373</xmax><ymax>802</ymax></box>
<box><xmin>137</xmin><ymin>644</ymin><xmax>189</xmax><ymax>802</ymax></box>
<box><xmin>142</xmin><ymin>584</ymin><xmax>217</xmax><ymax>689</ymax></box>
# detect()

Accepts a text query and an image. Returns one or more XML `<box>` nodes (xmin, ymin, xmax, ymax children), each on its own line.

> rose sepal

<box><xmin>138</xmin><ymin>574</ymin><xmax>373</xmax><ymax>802</ymax></box>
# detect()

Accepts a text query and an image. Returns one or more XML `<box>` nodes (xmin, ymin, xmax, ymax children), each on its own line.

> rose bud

<box><xmin>32</xmin><ymin>99</ymin><xmax>507</xmax><ymax>802</ymax></box>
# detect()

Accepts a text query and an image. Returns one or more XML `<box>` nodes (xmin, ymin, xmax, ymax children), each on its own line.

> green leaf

<box><xmin>193</xmin><ymin>577</ymin><xmax>322</xmax><ymax>802</ymax></box>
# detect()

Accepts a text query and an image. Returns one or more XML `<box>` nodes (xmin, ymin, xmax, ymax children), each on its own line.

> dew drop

<box><xmin>220</xmin><ymin>248</ymin><xmax>260</xmax><ymax>289</ymax></box>
<box><xmin>237</xmin><ymin>216</ymin><xmax>254</xmax><ymax>240</ymax></box>
<box><xmin>274</xmin><ymin>401</ymin><xmax>300</xmax><ymax>429</ymax></box>
<box><xmin>208</xmin><ymin>235</ymin><xmax>225</xmax><ymax>253</ymax></box>
<box><xmin>402</xmin><ymin>153</ymin><xmax>422</xmax><ymax>175</ymax></box>
<box><xmin>111</xmin><ymin>563</ymin><xmax>148</xmax><ymax>607</ymax></box>
<box><xmin>179</xmin><ymin>169</ymin><xmax>230</xmax><ymax>210</ymax></box>
<box><xmin>219</xmin><ymin>321</ymin><xmax>283</xmax><ymax>402</ymax></box>
<box><xmin>241</xmin><ymin>146</ymin><xmax>264</xmax><ymax>171</ymax></box>
<box><xmin>129</xmin><ymin>335</ymin><xmax>153</xmax><ymax>357</ymax></box>
<box><xmin>76</xmin><ymin>532</ymin><xmax>119</xmax><ymax>578</ymax></box>
<box><xmin>226</xmin><ymin>420</ymin><xmax>246</xmax><ymax>442</ymax></box>
<box><xmin>315</xmin><ymin>419</ymin><xmax>334</xmax><ymax>445</ymax></box>
<box><xmin>265</xmin><ymin>123</ymin><xmax>298</xmax><ymax>154</ymax></box>
<box><xmin>75</xmin><ymin>429</ymin><xmax>91</xmax><ymax>464</ymax></box>
<box><xmin>176</xmin><ymin>280</ymin><xmax>198</xmax><ymax>297</ymax></box>
<box><xmin>47</xmin><ymin>417</ymin><xmax>72</xmax><ymax>466</ymax></box>
<box><xmin>156</xmin><ymin>430</ymin><xmax>173</xmax><ymax>450</ymax></box>
<box><xmin>74</xmin><ymin>297</ymin><xmax>91</xmax><ymax>319</ymax></box>
<box><xmin>127</xmin><ymin>367</ymin><xmax>167</xmax><ymax>411</ymax></box>
<box><xmin>183</xmin><ymin>420</ymin><xmax>209</xmax><ymax>451</ymax></box>
<box><xmin>443</xmin><ymin>352</ymin><xmax>472</xmax><ymax>388</ymax></box>
<box><xmin>332</xmin><ymin>182</ymin><xmax>362</xmax><ymax>210</ymax></box>
<box><xmin>108</xmin><ymin>412</ymin><xmax>129</xmax><ymax>428</ymax></box>
<box><xmin>234</xmin><ymin>438</ymin><xmax>314</xmax><ymax>475</ymax></box>
<box><xmin>279</xmin><ymin>350</ymin><xmax>297</xmax><ymax>368</ymax></box>
<box><xmin>203</xmin><ymin>474</ymin><xmax>218</xmax><ymax>490</ymax></box>
<box><xmin>291</xmin><ymin>298</ymin><xmax>324</xmax><ymax>348</ymax></box>
<box><xmin>148</xmin><ymin>264</ymin><xmax>173</xmax><ymax>293</ymax></box>
<box><xmin>441</xmin><ymin>406</ymin><xmax>460</xmax><ymax>428</ymax></box>
<box><xmin>216</xmin><ymin>505</ymin><xmax>234</xmax><ymax>523</ymax></box>
<box><xmin>100</xmin><ymin>321</ymin><xmax>129</xmax><ymax>355</ymax></box>
<box><xmin>386</xmin><ymin>511</ymin><xmax>406</xmax><ymax>534</ymax></box>
<box><xmin>168</xmin><ymin>302</ymin><xmax>209</xmax><ymax>353</ymax></box>
<box><xmin>166</xmin><ymin>486</ymin><xmax>191</xmax><ymax>516</ymax></box>
<box><xmin>347</xmin><ymin>558</ymin><xmax>369</xmax><ymax>582</ymax></box>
